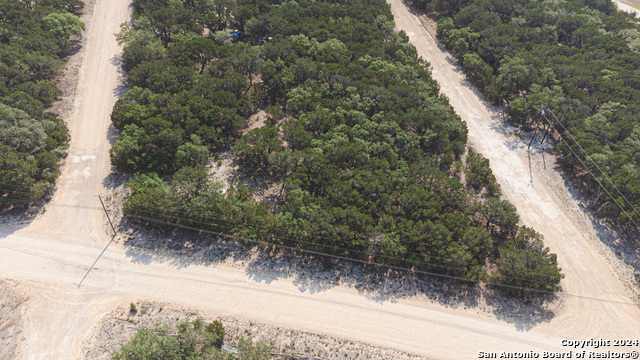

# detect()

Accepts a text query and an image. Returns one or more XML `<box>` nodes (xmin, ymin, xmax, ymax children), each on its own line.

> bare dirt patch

<box><xmin>204</xmin><ymin>149</ymin><xmax>283</xmax><ymax>208</ymax></box>
<box><xmin>243</xmin><ymin>110</ymin><xmax>268</xmax><ymax>135</ymax></box>
<box><xmin>620</xmin><ymin>0</ymin><xmax>640</xmax><ymax>9</ymax></box>
<box><xmin>209</xmin><ymin>109</ymin><xmax>269</xmax><ymax>192</ymax></box>
<box><xmin>83</xmin><ymin>299</ymin><xmax>426</xmax><ymax>359</ymax></box>
<box><xmin>103</xmin><ymin>172</ymin><xmax>132</xmax><ymax>237</ymax></box>
<box><xmin>0</xmin><ymin>279</ymin><xmax>28</xmax><ymax>359</ymax></box>
<box><xmin>206</xmin><ymin>109</ymin><xmax>284</xmax><ymax>209</ymax></box>
<box><xmin>208</xmin><ymin>149</ymin><xmax>239</xmax><ymax>193</ymax></box>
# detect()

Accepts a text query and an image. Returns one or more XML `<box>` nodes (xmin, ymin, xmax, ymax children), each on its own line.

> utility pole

<box><xmin>98</xmin><ymin>194</ymin><xmax>118</xmax><ymax>237</ymax></box>
<box><xmin>527</xmin><ymin>113</ymin><xmax>544</xmax><ymax>150</ymax></box>
<box><xmin>540</xmin><ymin>122</ymin><xmax>551</xmax><ymax>144</ymax></box>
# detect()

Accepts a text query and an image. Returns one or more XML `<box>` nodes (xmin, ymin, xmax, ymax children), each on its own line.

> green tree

<box><xmin>482</xmin><ymin>197</ymin><xmax>519</xmax><ymax>239</ymax></box>
<box><xmin>0</xmin><ymin>104</ymin><xmax>46</xmax><ymax>153</ymax></box>
<box><xmin>175</xmin><ymin>134</ymin><xmax>209</xmax><ymax>168</ymax></box>
<box><xmin>110</xmin><ymin>124</ymin><xmax>144</xmax><ymax>171</ymax></box>
<box><xmin>237</xmin><ymin>337</ymin><xmax>272</xmax><ymax>360</ymax></box>
<box><xmin>170</xmin><ymin>165</ymin><xmax>210</xmax><ymax>202</ymax></box>
<box><xmin>42</xmin><ymin>12</ymin><xmax>85</xmax><ymax>54</ymax></box>
<box><xmin>496</xmin><ymin>56</ymin><xmax>531</xmax><ymax>99</ymax></box>
<box><xmin>465</xmin><ymin>147</ymin><xmax>500</xmax><ymax>197</ymax></box>
<box><xmin>205</xmin><ymin>320</ymin><xmax>226</xmax><ymax>349</ymax></box>
<box><xmin>40</xmin><ymin>0</ymin><xmax>85</xmax><ymax>14</ymax></box>
<box><xmin>0</xmin><ymin>1</ymin><xmax>73</xmax><ymax>207</ymax></box>
<box><xmin>436</xmin><ymin>17</ymin><xmax>455</xmax><ymax>41</ymax></box>
<box><xmin>461</xmin><ymin>226</ymin><xmax>493</xmax><ymax>259</ymax></box>
<box><xmin>112</xmin><ymin>323</ymin><xmax>178</xmax><ymax>359</ymax></box>
<box><xmin>233</xmin><ymin>126</ymin><xmax>284</xmax><ymax>170</ymax></box>
<box><xmin>492</xmin><ymin>248</ymin><xmax>564</xmax><ymax>295</ymax></box>
<box><xmin>112</xmin><ymin>318</ymin><xmax>257</xmax><ymax>360</ymax></box>
<box><xmin>462</xmin><ymin>53</ymin><xmax>493</xmax><ymax>89</ymax></box>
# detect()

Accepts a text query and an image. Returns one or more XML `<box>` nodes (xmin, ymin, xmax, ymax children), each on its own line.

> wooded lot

<box><xmin>0</xmin><ymin>1</ymin><xmax>83</xmax><ymax>203</ymax></box>
<box><xmin>113</xmin><ymin>0</ymin><xmax>564</xmax><ymax>294</ymax></box>
<box><xmin>416</xmin><ymin>0</ymin><xmax>640</xmax><ymax>227</ymax></box>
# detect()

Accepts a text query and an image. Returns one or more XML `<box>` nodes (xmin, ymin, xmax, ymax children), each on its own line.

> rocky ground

<box><xmin>83</xmin><ymin>299</ymin><xmax>427</xmax><ymax>360</ymax></box>
<box><xmin>118</xmin><ymin>221</ymin><xmax>564</xmax><ymax>325</ymax></box>
<box><xmin>0</xmin><ymin>280</ymin><xmax>28</xmax><ymax>359</ymax></box>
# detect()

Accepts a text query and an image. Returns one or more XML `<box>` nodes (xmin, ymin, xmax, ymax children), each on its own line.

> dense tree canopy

<box><xmin>114</xmin><ymin>0</ymin><xmax>563</xmax><ymax>294</ymax></box>
<box><xmin>0</xmin><ymin>0</ymin><xmax>80</xmax><ymax>205</ymax></box>
<box><xmin>418</xmin><ymin>0</ymin><xmax>640</xmax><ymax>227</ymax></box>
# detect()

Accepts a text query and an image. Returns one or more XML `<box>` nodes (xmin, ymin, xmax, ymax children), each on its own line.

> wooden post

<box><xmin>98</xmin><ymin>194</ymin><xmax>118</xmax><ymax>237</ymax></box>
<box><xmin>540</xmin><ymin>122</ymin><xmax>550</xmax><ymax>144</ymax></box>
<box><xmin>528</xmin><ymin>115</ymin><xmax>543</xmax><ymax>150</ymax></box>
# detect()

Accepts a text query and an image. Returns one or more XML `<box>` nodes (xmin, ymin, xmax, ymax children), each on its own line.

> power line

<box><xmin>0</xmin><ymin>196</ymin><xmax>102</xmax><ymax>210</ymax></box>
<box><xmin>130</xmin><ymin>210</ymin><xmax>496</xmax><ymax>280</ymax></box>
<box><xmin>539</xmin><ymin>107</ymin><xmax>640</xmax><ymax>230</ymax></box>
<box><xmin>0</xmin><ymin>198</ymin><xmax>31</xmax><ymax>204</ymax></box>
<box><xmin>541</xmin><ymin>113</ymin><xmax>637</xmax><ymax>230</ymax></box>
<box><xmin>127</xmin><ymin>207</ymin><xmax>565</xmax><ymax>288</ymax></box>
<box><xmin>0</xmin><ymin>182</ymin><xmax>30</xmax><ymax>189</ymax></box>
<box><xmin>0</xmin><ymin>196</ymin><xmax>633</xmax><ymax>303</ymax></box>
<box><xmin>0</xmin><ymin>193</ymin><xmax>566</xmax><ymax>285</ymax></box>
<box><xmin>544</xmin><ymin>106</ymin><xmax>640</xmax><ymax>221</ymax></box>
<box><xmin>129</xmin><ymin>213</ymin><xmax>564</xmax><ymax>292</ymax></box>
<box><xmin>128</xmin><ymin>205</ymin><xmax>479</xmax><ymax>272</ymax></box>
<box><xmin>131</xmin><ymin>210</ymin><xmax>490</xmax><ymax>278</ymax></box>
<box><xmin>128</xmin><ymin>212</ymin><xmax>640</xmax><ymax>305</ymax></box>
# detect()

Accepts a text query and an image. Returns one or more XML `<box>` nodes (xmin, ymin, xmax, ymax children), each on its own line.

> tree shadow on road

<box><xmin>110</xmin><ymin>54</ymin><xmax>130</xmax><ymax>99</ymax></box>
<box><xmin>0</xmin><ymin>198</ymin><xmax>56</xmax><ymax>239</ymax></box>
<box><xmin>119</xmin><ymin>224</ymin><xmax>560</xmax><ymax>331</ymax></box>
<box><xmin>0</xmin><ymin>214</ymin><xmax>36</xmax><ymax>240</ymax></box>
<box><xmin>123</xmin><ymin>225</ymin><xmax>251</xmax><ymax>269</ymax></box>
<box><xmin>486</xmin><ymin>290</ymin><xmax>559</xmax><ymax>331</ymax></box>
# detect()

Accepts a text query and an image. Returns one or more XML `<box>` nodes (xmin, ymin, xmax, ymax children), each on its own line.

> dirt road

<box><xmin>0</xmin><ymin>0</ymin><xmax>131</xmax><ymax>357</ymax></box>
<box><xmin>387</xmin><ymin>0</ymin><xmax>640</xmax><ymax>341</ymax></box>
<box><xmin>618</xmin><ymin>0</ymin><xmax>640</xmax><ymax>11</ymax></box>
<box><xmin>1</xmin><ymin>0</ymin><xmax>639</xmax><ymax>359</ymax></box>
